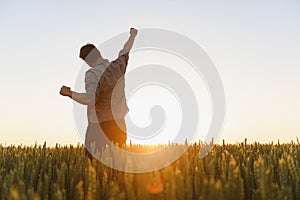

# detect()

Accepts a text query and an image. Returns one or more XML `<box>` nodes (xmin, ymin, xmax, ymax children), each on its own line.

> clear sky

<box><xmin>0</xmin><ymin>0</ymin><xmax>299</xmax><ymax>146</ymax></box>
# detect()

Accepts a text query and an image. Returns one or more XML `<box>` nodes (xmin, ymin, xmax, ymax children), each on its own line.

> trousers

<box><xmin>85</xmin><ymin>118</ymin><xmax>127</xmax><ymax>159</ymax></box>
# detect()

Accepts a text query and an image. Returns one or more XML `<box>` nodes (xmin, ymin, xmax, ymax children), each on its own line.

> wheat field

<box><xmin>0</xmin><ymin>141</ymin><xmax>299</xmax><ymax>200</ymax></box>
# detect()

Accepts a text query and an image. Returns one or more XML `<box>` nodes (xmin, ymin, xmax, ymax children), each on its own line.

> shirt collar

<box><xmin>96</xmin><ymin>58</ymin><xmax>109</xmax><ymax>66</ymax></box>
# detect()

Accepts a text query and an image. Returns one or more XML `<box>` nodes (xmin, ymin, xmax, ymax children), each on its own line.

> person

<box><xmin>60</xmin><ymin>27</ymin><xmax>138</xmax><ymax>159</ymax></box>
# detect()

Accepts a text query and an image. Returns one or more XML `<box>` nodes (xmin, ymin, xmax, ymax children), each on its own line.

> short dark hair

<box><xmin>79</xmin><ymin>43</ymin><xmax>101</xmax><ymax>62</ymax></box>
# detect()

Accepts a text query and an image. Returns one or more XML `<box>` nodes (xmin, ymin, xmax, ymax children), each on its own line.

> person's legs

<box><xmin>85</xmin><ymin>119</ymin><xmax>127</xmax><ymax>159</ymax></box>
<box><xmin>100</xmin><ymin>118</ymin><xmax>127</xmax><ymax>147</ymax></box>
<box><xmin>85</xmin><ymin>123</ymin><xmax>110</xmax><ymax>159</ymax></box>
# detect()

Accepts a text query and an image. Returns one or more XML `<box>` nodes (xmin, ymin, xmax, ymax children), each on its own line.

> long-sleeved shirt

<box><xmin>85</xmin><ymin>49</ymin><xmax>129</xmax><ymax>124</ymax></box>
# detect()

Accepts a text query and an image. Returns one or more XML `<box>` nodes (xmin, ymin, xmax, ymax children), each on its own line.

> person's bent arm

<box><xmin>60</xmin><ymin>86</ymin><xmax>92</xmax><ymax>105</ymax></box>
<box><xmin>122</xmin><ymin>28</ymin><xmax>138</xmax><ymax>53</ymax></box>
<box><xmin>70</xmin><ymin>92</ymin><xmax>91</xmax><ymax>105</ymax></box>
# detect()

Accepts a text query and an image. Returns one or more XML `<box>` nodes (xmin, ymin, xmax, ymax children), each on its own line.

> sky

<box><xmin>0</xmin><ymin>0</ymin><xmax>299</xmax><ymax>146</ymax></box>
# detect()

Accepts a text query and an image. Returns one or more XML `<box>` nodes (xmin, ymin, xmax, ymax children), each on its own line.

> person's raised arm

<box><xmin>122</xmin><ymin>28</ymin><xmax>138</xmax><ymax>53</ymax></box>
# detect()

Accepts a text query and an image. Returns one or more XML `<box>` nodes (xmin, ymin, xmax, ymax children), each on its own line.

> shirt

<box><xmin>85</xmin><ymin>49</ymin><xmax>129</xmax><ymax>124</ymax></box>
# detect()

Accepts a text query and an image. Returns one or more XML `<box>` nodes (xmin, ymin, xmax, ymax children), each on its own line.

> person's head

<box><xmin>79</xmin><ymin>43</ymin><xmax>102</xmax><ymax>67</ymax></box>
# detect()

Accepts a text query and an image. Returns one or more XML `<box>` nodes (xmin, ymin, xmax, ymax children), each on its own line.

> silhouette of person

<box><xmin>60</xmin><ymin>28</ymin><xmax>138</xmax><ymax>159</ymax></box>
